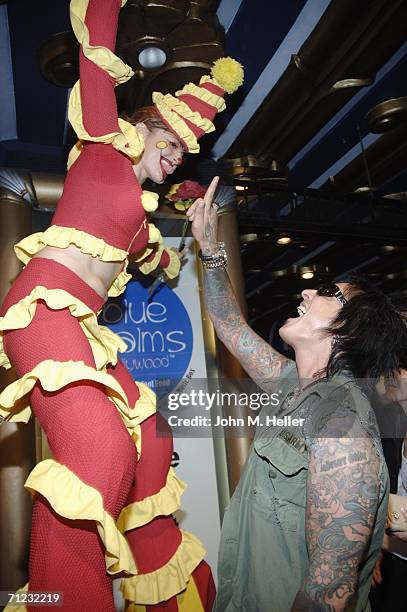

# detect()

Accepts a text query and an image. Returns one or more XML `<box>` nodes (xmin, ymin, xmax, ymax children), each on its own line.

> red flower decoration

<box><xmin>169</xmin><ymin>180</ymin><xmax>206</xmax><ymax>201</ymax></box>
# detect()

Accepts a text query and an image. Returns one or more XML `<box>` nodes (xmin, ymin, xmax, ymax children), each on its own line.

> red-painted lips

<box><xmin>160</xmin><ymin>157</ymin><xmax>175</xmax><ymax>177</ymax></box>
<box><xmin>160</xmin><ymin>158</ymin><xmax>167</xmax><ymax>179</ymax></box>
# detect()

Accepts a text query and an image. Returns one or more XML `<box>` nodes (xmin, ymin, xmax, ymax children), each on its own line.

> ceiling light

<box><xmin>138</xmin><ymin>46</ymin><xmax>167</xmax><ymax>69</ymax></box>
<box><xmin>270</xmin><ymin>269</ymin><xmax>288</xmax><ymax>278</ymax></box>
<box><xmin>277</xmin><ymin>236</ymin><xmax>292</xmax><ymax>245</ymax></box>
<box><xmin>235</xmin><ymin>185</ymin><xmax>247</xmax><ymax>191</ymax></box>
<box><xmin>240</xmin><ymin>233</ymin><xmax>258</xmax><ymax>244</ymax></box>
<box><xmin>301</xmin><ymin>271</ymin><xmax>314</xmax><ymax>280</ymax></box>
<box><xmin>354</xmin><ymin>186</ymin><xmax>377</xmax><ymax>194</ymax></box>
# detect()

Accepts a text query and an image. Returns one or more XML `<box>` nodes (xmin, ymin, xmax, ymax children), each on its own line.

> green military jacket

<box><xmin>215</xmin><ymin>367</ymin><xmax>389</xmax><ymax>612</ymax></box>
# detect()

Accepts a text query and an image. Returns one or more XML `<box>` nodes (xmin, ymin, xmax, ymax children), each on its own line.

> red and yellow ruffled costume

<box><xmin>0</xmin><ymin>0</ymin><xmax>233</xmax><ymax>609</ymax></box>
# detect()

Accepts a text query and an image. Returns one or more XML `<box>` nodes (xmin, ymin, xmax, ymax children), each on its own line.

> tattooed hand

<box><xmin>187</xmin><ymin>175</ymin><xmax>219</xmax><ymax>254</ymax></box>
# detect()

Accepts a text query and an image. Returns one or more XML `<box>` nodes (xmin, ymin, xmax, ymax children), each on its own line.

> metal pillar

<box><xmin>0</xmin><ymin>176</ymin><xmax>35</xmax><ymax>590</ymax></box>
<box><xmin>216</xmin><ymin>201</ymin><xmax>252</xmax><ymax>494</ymax></box>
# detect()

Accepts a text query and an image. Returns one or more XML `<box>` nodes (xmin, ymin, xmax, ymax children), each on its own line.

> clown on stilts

<box><xmin>0</xmin><ymin>0</ymin><xmax>243</xmax><ymax>610</ymax></box>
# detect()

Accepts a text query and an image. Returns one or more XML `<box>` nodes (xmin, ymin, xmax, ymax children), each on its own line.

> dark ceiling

<box><xmin>0</xmin><ymin>0</ymin><xmax>406</xmax><ymax>338</ymax></box>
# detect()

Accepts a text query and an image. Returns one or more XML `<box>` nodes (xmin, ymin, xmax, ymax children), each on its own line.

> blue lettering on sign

<box><xmin>100</xmin><ymin>278</ymin><xmax>193</xmax><ymax>397</ymax></box>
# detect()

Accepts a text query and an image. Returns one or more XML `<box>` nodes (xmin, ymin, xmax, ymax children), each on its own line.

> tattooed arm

<box><xmin>187</xmin><ymin>177</ymin><xmax>293</xmax><ymax>391</ymax></box>
<box><xmin>202</xmin><ymin>267</ymin><xmax>293</xmax><ymax>388</ymax></box>
<box><xmin>292</xmin><ymin>418</ymin><xmax>380</xmax><ymax>611</ymax></box>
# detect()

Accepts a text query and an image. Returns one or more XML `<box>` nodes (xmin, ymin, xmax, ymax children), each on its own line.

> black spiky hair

<box><xmin>325</xmin><ymin>274</ymin><xmax>407</xmax><ymax>392</ymax></box>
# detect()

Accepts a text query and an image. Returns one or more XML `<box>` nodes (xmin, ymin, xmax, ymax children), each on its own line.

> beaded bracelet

<box><xmin>198</xmin><ymin>242</ymin><xmax>228</xmax><ymax>269</ymax></box>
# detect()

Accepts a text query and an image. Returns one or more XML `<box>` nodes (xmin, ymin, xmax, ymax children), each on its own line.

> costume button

<box><xmin>268</xmin><ymin>469</ymin><xmax>277</xmax><ymax>479</ymax></box>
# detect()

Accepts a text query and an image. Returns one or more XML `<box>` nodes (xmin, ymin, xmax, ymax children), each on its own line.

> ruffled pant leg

<box><xmin>3</xmin><ymin>302</ymin><xmax>137</xmax><ymax>612</ymax></box>
<box><xmin>107</xmin><ymin>360</ymin><xmax>216</xmax><ymax>610</ymax></box>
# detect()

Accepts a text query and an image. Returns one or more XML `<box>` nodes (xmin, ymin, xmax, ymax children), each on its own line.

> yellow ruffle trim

<box><xmin>14</xmin><ymin>226</ymin><xmax>136</xmax><ymax>297</ymax></box>
<box><xmin>67</xmin><ymin>0</ymin><xmax>144</xmax><ymax>166</ymax></box>
<box><xmin>3</xmin><ymin>583</ymin><xmax>28</xmax><ymax>612</ymax></box>
<box><xmin>120</xmin><ymin>530</ymin><xmax>206</xmax><ymax>605</ymax></box>
<box><xmin>0</xmin><ymin>359</ymin><xmax>156</xmax><ymax>449</ymax></box>
<box><xmin>109</xmin><ymin>261</ymin><xmax>133</xmax><ymax>297</ymax></box>
<box><xmin>70</xmin><ymin>0</ymin><xmax>132</xmax><ymax>84</ymax></box>
<box><xmin>125</xmin><ymin>574</ymin><xmax>205</xmax><ymax>612</ymax></box>
<box><xmin>126</xmin><ymin>222</ymin><xmax>162</xmax><ymax>266</ymax></box>
<box><xmin>147</xmin><ymin>223</ymin><xmax>162</xmax><ymax>245</ymax></box>
<box><xmin>67</xmin><ymin>111</ymin><xmax>145</xmax><ymax>170</ymax></box>
<box><xmin>153</xmin><ymin>93</ymin><xmax>215</xmax><ymax>134</ymax></box>
<box><xmin>15</xmin><ymin>226</ymin><xmax>128</xmax><ymax>265</ymax></box>
<box><xmin>0</xmin><ymin>336</ymin><xmax>9</xmax><ymax>370</ymax></box>
<box><xmin>136</xmin><ymin>247</ymin><xmax>163</xmax><ymax>275</ymax></box>
<box><xmin>25</xmin><ymin>459</ymin><xmax>137</xmax><ymax>576</ymax></box>
<box><xmin>137</xmin><ymin>246</ymin><xmax>180</xmax><ymax>280</ymax></box>
<box><xmin>163</xmin><ymin>248</ymin><xmax>181</xmax><ymax>279</ymax></box>
<box><xmin>117</xmin><ymin>468</ymin><xmax>186</xmax><ymax>532</ymax></box>
<box><xmin>177</xmin><ymin>77</ymin><xmax>226</xmax><ymax>113</ymax></box>
<box><xmin>131</xmin><ymin>219</ymin><xmax>180</xmax><ymax>279</ymax></box>
<box><xmin>0</xmin><ymin>286</ymin><xmax>126</xmax><ymax>371</ymax></box>
<box><xmin>152</xmin><ymin>95</ymin><xmax>199</xmax><ymax>154</ymax></box>
<box><xmin>13</xmin><ymin>225</ymin><xmax>177</xmax><ymax>298</ymax></box>
<box><xmin>154</xmin><ymin>74</ymin><xmax>227</xmax><ymax>153</ymax></box>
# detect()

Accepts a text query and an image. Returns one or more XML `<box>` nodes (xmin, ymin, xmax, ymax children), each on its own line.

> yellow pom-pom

<box><xmin>211</xmin><ymin>57</ymin><xmax>244</xmax><ymax>94</ymax></box>
<box><xmin>141</xmin><ymin>191</ymin><xmax>159</xmax><ymax>212</ymax></box>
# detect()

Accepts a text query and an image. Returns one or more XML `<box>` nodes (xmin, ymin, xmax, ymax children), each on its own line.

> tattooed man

<box><xmin>187</xmin><ymin>177</ymin><xmax>407</xmax><ymax>612</ymax></box>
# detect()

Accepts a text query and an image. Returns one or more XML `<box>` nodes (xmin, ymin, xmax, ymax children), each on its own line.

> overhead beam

<box><xmin>309</xmin><ymin>133</ymin><xmax>381</xmax><ymax>188</ymax></box>
<box><xmin>216</xmin><ymin>0</ymin><xmax>244</xmax><ymax>33</ymax></box>
<box><xmin>212</xmin><ymin>0</ymin><xmax>332</xmax><ymax>159</ymax></box>
<box><xmin>288</xmin><ymin>42</ymin><xmax>407</xmax><ymax>170</ymax></box>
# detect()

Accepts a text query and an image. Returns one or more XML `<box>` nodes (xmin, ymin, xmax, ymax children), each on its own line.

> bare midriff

<box><xmin>33</xmin><ymin>245</ymin><xmax>123</xmax><ymax>301</ymax></box>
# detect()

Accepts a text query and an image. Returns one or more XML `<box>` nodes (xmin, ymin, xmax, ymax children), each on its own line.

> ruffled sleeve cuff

<box><xmin>160</xmin><ymin>247</ymin><xmax>181</xmax><ymax>279</ymax></box>
<box><xmin>120</xmin><ymin>530</ymin><xmax>206</xmax><ymax>605</ymax></box>
<box><xmin>117</xmin><ymin>467</ymin><xmax>186</xmax><ymax>532</ymax></box>
<box><xmin>134</xmin><ymin>245</ymin><xmax>181</xmax><ymax>280</ymax></box>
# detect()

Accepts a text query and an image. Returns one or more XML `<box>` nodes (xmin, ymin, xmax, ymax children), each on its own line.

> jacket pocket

<box><xmin>252</xmin><ymin>436</ymin><xmax>308</xmax><ymax>531</ymax></box>
<box><xmin>255</xmin><ymin>435</ymin><xmax>308</xmax><ymax>475</ymax></box>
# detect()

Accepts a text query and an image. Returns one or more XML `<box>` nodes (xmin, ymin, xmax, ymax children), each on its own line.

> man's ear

<box><xmin>135</xmin><ymin>122</ymin><xmax>149</xmax><ymax>137</ymax></box>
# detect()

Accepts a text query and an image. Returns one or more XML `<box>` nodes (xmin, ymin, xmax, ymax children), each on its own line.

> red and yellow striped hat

<box><xmin>152</xmin><ymin>57</ymin><xmax>244</xmax><ymax>154</ymax></box>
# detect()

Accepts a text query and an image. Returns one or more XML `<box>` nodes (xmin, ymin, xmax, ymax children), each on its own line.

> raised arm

<box><xmin>187</xmin><ymin>177</ymin><xmax>293</xmax><ymax>391</ymax></box>
<box><xmin>79</xmin><ymin>0</ymin><xmax>122</xmax><ymax>137</ymax></box>
<box><xmin>292</xmin><ymin>419</ymin><xmax>381</xmax><ymax>611</ymax></box>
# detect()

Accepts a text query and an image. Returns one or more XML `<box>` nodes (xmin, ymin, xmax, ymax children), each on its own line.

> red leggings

<box><xmin>3</xmin><ymin>259</ymin><xmax>135</xmax><ymax>610</ymax></box>
<box><xmin>2</xmin><ymin>258</ymin><xmax>214</xmax><ymax>611</ymax></box>
<box><xmin>1</xmin><ymin>0</ymin><xmax>214</xmax><ymax>606</ymax></box>
<box><xmin>108</xmin><ymin>362</ymin><xmax>215</xmax><ymax>612</ymax></box>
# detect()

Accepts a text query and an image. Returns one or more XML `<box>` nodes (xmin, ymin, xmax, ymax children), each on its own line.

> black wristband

<box><xmin>197</xmin><ymin>242</ymin><xmax>227</xmax><ymax>269</ymax></box>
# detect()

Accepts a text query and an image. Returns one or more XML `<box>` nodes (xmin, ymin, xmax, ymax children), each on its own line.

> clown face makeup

<box><xmin>133</xmin><ymin>125</ymin><xmax>185</xmax><ymax>185</ymax></box>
